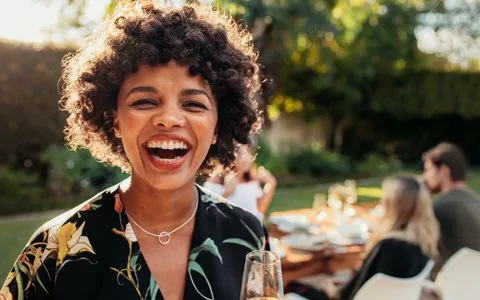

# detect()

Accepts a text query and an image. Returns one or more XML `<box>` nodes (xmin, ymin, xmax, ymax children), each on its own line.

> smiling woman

<box><xmin>0</xmin><ymin>1</ymin><xmax>265</xmax><ymax>300</ymax></box>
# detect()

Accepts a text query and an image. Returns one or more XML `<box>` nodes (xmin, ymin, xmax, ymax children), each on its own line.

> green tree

<box><xmin>219</xmin><ymin>0</ymin><xmax>439</xmax><ymax>151</ymax></box>
<box><xmin>37</xmin><ymin>0</ymin><xmax>447</xmax><ymax>153</ymax></box>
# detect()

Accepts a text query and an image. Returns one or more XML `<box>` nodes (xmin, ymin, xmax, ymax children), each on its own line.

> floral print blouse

<box><xmin>0</xmin><ymin>183</ymin><xmax>265</xmax><ymax>299</ymax></box>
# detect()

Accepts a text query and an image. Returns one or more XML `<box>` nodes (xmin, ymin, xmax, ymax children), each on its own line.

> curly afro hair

<box><xmin>60</xmin><ymin>0</ymin><xmax>263</xmax><ymax>173</ymax></box>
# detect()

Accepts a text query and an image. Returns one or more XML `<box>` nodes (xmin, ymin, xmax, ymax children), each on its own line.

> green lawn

<box><xmin>0</xmin><ymin>218</ymin><xmax>50</xmax><ymax>281</ymax></box>
<box><xmin>267</xmin><ymin>180</ymin><xmax>382</xmax><ymax>213</ymax></box>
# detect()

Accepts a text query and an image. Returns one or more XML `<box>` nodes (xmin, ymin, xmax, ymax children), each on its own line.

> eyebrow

<box><xmin>125</xmin><ymin>86</ymin><xmax>158</xmax><ymax>98</ymax></box>
<box><xmin>181</xmin><ymin>89</ymin><xmax>212</xmax><ymax>103</ymax></box>
<box><xmin>125</xmin><ymin>86</ymin><xmax>212</xmax><ymax>102</ymax></box>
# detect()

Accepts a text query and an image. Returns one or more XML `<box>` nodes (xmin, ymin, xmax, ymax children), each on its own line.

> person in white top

<box><xmin>203</xmin><ymin>147</ymin><xmax>277</xmax><ymax>220</ymax></box>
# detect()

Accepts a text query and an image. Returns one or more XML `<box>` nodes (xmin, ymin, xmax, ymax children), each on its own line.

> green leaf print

<box><xmin>13</xmin><ymin>264</ymin><xmax>25</xmax><ymax>300</ymax></box>
<box><xmin>130</xmin><ymin>250</ymin><xmax>141</xmax><ymax>272</ymax></box>
<box><xmin>240</xmin><ymin>220</ymin><xmax>262</xmax><ymax>249</ymax></box>
<box><xmin>190</xmin><ymin>238</ymin><xmax>223</xmax><ymax>264</ymax></box>
<box><xmin>188</xmin><ymin>261</ymin><xmax>214</xmax><ymax>300</ymax></box>
<box><xmin>146</xmin><ymin>275</ymin><xmax>160</xmax><ymax>300</ymax></box>
<box><xmin>222</xmin><ymin>238</ymin><xmax>257</xmax><ymax>251</ymax></box>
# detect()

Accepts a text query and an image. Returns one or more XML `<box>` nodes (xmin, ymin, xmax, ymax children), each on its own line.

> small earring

<box><xmin>212</xmin><ymin>135</ymin><xmax>217</xmax><ymax>145</ymax></box>
<box><xmin>115</xmin><ymin>130</ymin><xmax>121</xmax><ymax>138</ymax></box>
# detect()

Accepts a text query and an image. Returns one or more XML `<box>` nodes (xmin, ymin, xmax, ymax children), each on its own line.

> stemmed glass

<box><xmin>240</xmin><ymin>250</ymin><xmax>284</xmax><ymax>300</ymax></box>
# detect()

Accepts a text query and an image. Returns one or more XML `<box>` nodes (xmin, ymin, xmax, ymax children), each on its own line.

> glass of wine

<box><xmin>240</xmin><ymin>250</ymin><xmax>284</xmax><ymax>300</ymax></box>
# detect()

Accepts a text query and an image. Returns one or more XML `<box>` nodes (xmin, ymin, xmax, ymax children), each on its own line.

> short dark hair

<box><xmin>60</xmin><ymin>1</ymin><xmax>262</xmax><ymax>173</ymax></box>
<box><xmin>422</xmin><ymin>142</ymin><xmax>468</xmax><ymax>181</ymax></box>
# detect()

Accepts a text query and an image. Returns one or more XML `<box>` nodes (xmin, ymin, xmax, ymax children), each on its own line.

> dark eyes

<box><xmin>129</xmin><ymin>99</ymin><xmax>209</xmax><ymax>111</ymax></box>
<box><xmin>130</xmin><ymin>99</ymin><xmax>157</xmax><ymax>109</ymax></box>
<box><xmin>183</xmin><ymin>101</ymin><xmax>209</xmax><ymax>111</ymax></box>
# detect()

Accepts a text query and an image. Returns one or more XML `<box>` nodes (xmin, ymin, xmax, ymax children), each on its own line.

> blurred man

<box><xmin>422</xmin><ymin>142</ymin><xmax>480</xmax><ymax>274</ymax></box>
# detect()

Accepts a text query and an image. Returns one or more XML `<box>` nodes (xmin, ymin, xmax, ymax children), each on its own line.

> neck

<box><xmin>441</xmin><ymin>181</ymin><xmax>466</xmax><ymax>194</ymax></box>
<box><xmin>119</xmin><ymin>175</ymin><xmax>198</xmax><ymax>231</ymax></box>
<box><xmin>236</xmin><ymin>170</ymin><xmax>249</xmax><ymax>182</ymax></box>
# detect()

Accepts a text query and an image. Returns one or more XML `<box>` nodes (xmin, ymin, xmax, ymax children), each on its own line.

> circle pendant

<box><xmin>158</xmin><ymin>232</ymin><xmax>171</xmax><ymax>245</ymax></box>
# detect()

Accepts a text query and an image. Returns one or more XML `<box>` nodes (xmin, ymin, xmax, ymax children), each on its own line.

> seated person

<box><xmin>203</xmin><ymin>147</ymin><xmax>277</xmax><ymax>220</ymax></box>
<box><xmin>421</xmin><ymin>142</ymin><xmax>480</xmax><ymax>275</ymax></box>
<box><xmin>288</xmin><ymin>175</ymin><xmax>440</xmax><ymax>300</ymax></box>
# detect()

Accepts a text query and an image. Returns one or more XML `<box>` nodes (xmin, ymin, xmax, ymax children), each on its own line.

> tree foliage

<box><xmin>0</xmin><ymin>40</ymin><xmax>70</xmax><ymax>168</ymax></box>
<box><xmin>32</xmin><ymin>0</ymin><xmax>480</xmax><ymax>153</ymax></box>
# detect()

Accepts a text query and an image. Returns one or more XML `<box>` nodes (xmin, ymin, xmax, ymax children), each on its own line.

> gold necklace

<box><xmin>124</xmin><ymin>198</ymin><xmax>198</xmax><ymax>245</ymax></box>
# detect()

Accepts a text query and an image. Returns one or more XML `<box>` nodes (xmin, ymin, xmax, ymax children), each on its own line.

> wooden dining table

<box><xmin>267</xmin><ymin>203</ymin><xmax>379</xmax><ymax>284</ymax></box>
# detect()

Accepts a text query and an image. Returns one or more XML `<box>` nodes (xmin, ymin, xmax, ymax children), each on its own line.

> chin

<box><xmin>148</xmin><ymin>172</ymin><xmax>196</xmax><ymax>191</ymax></box>
<box><xmin>426</xmin><ymin>184</ymin><xmax>441</xmax><ymax>195</ymax></box>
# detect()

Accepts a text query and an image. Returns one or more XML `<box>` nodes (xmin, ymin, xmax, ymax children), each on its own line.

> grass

<box><xmin>267</xmin><ymin>180</ymin><xmax>382</xmax><ymax>213</ymax></box>
<box><xmin>0</xmin><ymin>218</ymin><xmax>50</xmax><ymax>281</ymax></box>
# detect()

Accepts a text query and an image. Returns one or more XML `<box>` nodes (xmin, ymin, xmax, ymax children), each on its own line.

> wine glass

<box><xmin>312</xmin><ymin>193</ymin><xmax>327</xmax><ymax>210</ymax></box>
<box><xmin>240</xmin><ymin>250</ymin><xmax>284</xmax><ymax>300</ymax></box>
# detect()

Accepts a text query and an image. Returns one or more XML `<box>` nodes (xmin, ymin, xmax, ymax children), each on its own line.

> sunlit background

<box><xmin>2</xmin><ymin>0</ymin><xmax>479</xmax><ymax>65</ymax></box>
<box><xmin>0</xmin><ymin>0</ymin><xmax>109</xmax><ymax>43</ymax></box>
<box><xmin>2</xmin><ymin>0</ymin><xmax>480</xmax><ymax>280</ymax></box>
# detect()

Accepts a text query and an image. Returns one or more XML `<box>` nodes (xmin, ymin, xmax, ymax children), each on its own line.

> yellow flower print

<box><xmin>56</xmin><ymin>222</ymin><xmax>95</xmax><ymax>266</ymax></box>
<box><xmin>0</xmin><ymin>287</ymin><xmax>13</xmax><ymax>300</ymax></box>
<box><xmin>0</xmin><ymin>272</ymin><xmax>15</xmax><ymax>300</ymax></box>
<box><xmin>32</xmin><ymin>247</ymin><xmax>43</xmax><ymax>276</ymax></box>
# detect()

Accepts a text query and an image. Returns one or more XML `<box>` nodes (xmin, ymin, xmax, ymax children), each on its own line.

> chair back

<box><xmin>353</xmin><ymin>260</ymin><xmax>434</xmax><ymax>300</ymax></box>
<box><xmin>435</xmin><ymin>247</ymin><xmax>480</xmax><ymax>300</ymax></box>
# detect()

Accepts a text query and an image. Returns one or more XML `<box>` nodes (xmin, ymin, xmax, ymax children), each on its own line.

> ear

<box><xmin>440</xmin><ymin>165</ymin><xmax>452</xmax><ymax>181</ymax></box>
<box><xmin>113</xmin><ymin>110</ymin><xmax>121</xmax><ymax>138</ymax></box>
<box><xmin>211</xmin><ymin>128</ymin><xmax>218</xmax><ymax>145</ymax></box>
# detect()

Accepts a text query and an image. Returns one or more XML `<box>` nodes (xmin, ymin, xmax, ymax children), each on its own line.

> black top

<box><xmin>337</xmin><ymin>238</ymin><xmax>429</xmax><ymax>300</ymax></box>
<box><xmin>0</xmin><ymin>183</ymin><xmax>265</xmax><ymax>299</ymax></box>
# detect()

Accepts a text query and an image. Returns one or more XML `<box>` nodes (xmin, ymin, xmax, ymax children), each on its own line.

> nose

<box><xmin>152</xmin><ymin>103</ymin><xmax>185</xmax><ymax>128</ymax></box>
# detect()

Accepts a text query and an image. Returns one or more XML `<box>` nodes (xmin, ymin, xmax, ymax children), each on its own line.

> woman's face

<box><xmin>114</xmin><ymin>62</ymin><xmax>218</xmax><ymax>191</ymax></box>
<box><xmin>235</xmin><ymin>150</ymin><xmax>253</xmax><ymax>173</ymax></box>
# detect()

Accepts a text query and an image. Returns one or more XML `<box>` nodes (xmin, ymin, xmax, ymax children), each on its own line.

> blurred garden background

<box><xmin>2</xmin><ymin>0</ymin><xmax>480</xmax><ymax>279</ymax></box>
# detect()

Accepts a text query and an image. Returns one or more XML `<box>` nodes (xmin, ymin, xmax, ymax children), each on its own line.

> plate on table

<box><xmin>281</xmin><ymin>233</ymin><xmax>328</xmax><ymax>252</ymax></box>
<box><xmin>269</xmin><ymin>214</ymin><xmax>311</xmax><ymax>233</ymax></box>
<box><xmin>326</xmin><ymin>229</ymin><xmax>369</xmax><ymax>246</ymax></box>
<box><xmin>269</xmin><ymin>237</ymin><xmax>287</xmax><ymax>259</ymax></box>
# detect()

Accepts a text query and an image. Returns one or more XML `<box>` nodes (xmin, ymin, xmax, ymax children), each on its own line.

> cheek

<box><xmin>195</xmin><ymin>117</ymin><xmax>217</xmax><ymax>143</ymax></box>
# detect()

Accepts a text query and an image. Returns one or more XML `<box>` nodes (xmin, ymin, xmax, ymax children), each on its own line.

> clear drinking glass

<box><xmin>240</xmin><ymin>250</ymin><xmax>284</xmax><ymax>300</ymax></box>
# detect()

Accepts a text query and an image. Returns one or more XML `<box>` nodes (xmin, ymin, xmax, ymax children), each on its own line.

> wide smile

<box><xmin>143</xmin><ymin>137</ymin><xmax>192</xmax><ymax>170</ymax></box>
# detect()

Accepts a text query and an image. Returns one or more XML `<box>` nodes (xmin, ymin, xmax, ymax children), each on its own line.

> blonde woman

<box><xmin>311</xmin><ymin>175</ymin><xmax>440</xmax><ymax>300</ymax></box>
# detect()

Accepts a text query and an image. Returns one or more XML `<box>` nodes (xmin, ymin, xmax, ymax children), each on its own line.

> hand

<box><xmin>222</xmin><ymin>171</ymin><xmax>238</xmax><ymax>197</ymax></box>
<box><xmin>319</xmin><ymin>278</ymin><xmax>338</xmax><ymax>299</ymax></box>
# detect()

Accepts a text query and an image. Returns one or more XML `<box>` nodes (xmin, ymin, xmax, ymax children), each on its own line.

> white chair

<box><xmin>434</xmin><ymin>247</ymin><xmax>480</xmax><ymax>300</ymax></box>
<box><xmin>353</xmin><ymin>260</ymin><xmax>434</xmax><ymax>300</ymax></box>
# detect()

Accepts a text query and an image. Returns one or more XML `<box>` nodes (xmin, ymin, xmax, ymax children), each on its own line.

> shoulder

<box><xmin>29</xmin><ymin>183</ymin><xmax>120</xmax><ymax>245</ymax></box>
<box><xmin>434</xmin><ymin>188</ymin><xmax>480</xmax><ymax>214</ymax></box>
<box><xmin>4</xmin><ymin>184</ymin><xmax>121</xmax><ymax>297</ymax></box>
<box><xmin>433</xmin><ymin>192</ymin><xmax>457</xmax><ymax>212</ymax></box>
<box><xmin>373</xmin><ymin>238</ymin><xmax>423</xmax><ymax>258</ymax></box>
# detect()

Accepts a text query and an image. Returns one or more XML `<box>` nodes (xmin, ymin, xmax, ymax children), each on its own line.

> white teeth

<box><xmin>147</xmin><ymin>140</ymin><xmax>189</xmax><ymax>150</ymax></box>
<box><xmin>152</xmin><ymin>156</ymin><xmax>182</xmax><ymax>163</ymax></box>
